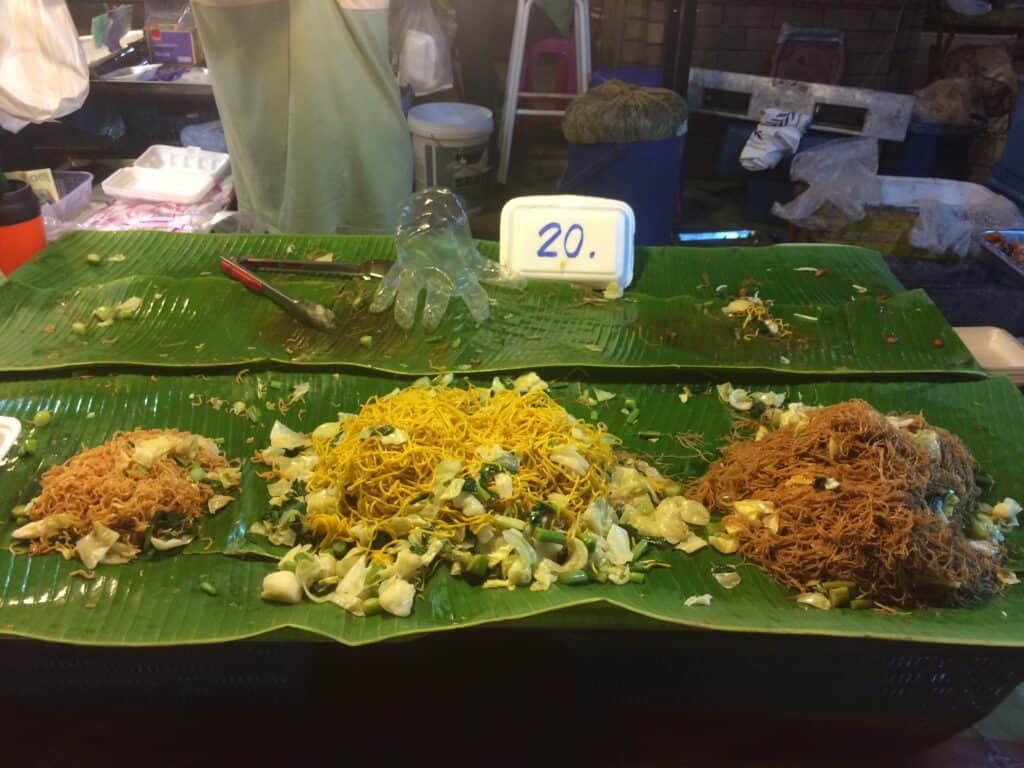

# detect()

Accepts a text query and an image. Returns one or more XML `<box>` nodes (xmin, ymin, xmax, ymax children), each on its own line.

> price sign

<box><xmin>499</xmin><ymin>195</ymin><xmax>635</xmax><ymax>288</ymax></box>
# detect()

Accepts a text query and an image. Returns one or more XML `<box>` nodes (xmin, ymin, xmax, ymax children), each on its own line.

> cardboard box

<box><xmin>146</xmin><ymin>24</ymin><xmax>204</xmax><ymax>65</ymax></box>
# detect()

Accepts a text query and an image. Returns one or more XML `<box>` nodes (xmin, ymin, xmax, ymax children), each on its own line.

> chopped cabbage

<box><xmin>581</xmin><ymin>498</ymin><xmax>618</xmax><ymax>537</ymax></box>
<box><xmin>378</xmin><ymin>577</ymin><xmax>416</xmax><ymax>616</ymax></box>
<box><xmin>261</xmin><ymin>571</ymin><xmax>303</xmax><ymax>604</ymax></box>
<box><xmin>549</xmin><ymin>444</ymin><xmax>589</xmax><ymax>475</ymax></box>
<box><xmin>75</xmin><ymin>523</ymin><xmax>120</xmax><ymax>568</ymax></box>
<box><xmin>12</xmin><ymin>513</ymin><xmax>76</xmax><ymax>540</ymax></box>
<box><xmin>207</xmin><ymin>495</ymin><xmax>233</xmax><ymax>513</ymax></box>
<box><xmin>269</xmin><ymin>420</ymin><xmax>311</xmax><ymax>451</ymax></box>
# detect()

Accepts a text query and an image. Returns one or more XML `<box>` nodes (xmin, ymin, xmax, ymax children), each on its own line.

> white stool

<box><xmin>497</xmin><ymin>0</ymin><xmax>591</xmax><ymax>185</ymax></box>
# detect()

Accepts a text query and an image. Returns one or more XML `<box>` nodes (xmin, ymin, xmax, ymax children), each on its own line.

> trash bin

<box><xmin>407</xmin><ymin>102</ymin><xmax>494</xmax><ymax>215</ymax></box>
<box><xmin>559</xmin><ymin>127</ymin><xmax>687</xmax><ymax>246</ymax></box>
<box><xmin>560</xmin><ymin>80</ymin><xmax>688</xmax><ymax>246</ymax></box>
<box><xmin>880</xmin><ymin>121</ymin><xmax>977</xmax><ymax>181</ymax></box>
<box><xmin>987</xmin><ymin>75</ymin><xmax>1024</xmax><ymax>212</ymax></box>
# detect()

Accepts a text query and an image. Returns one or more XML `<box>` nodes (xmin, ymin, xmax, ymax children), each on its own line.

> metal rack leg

<box><xmin>498</xmin><ymin>0</ymin><xmax>535</xmax><ymax>185</ymax></box>
<box><xmin>575</xmin><ymin>0</ymin><xmax>591</xmax><ymax>94</ymax></box>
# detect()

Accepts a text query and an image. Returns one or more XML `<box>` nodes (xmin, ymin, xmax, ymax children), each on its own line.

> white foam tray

<box><xmin>954</xmin><ymin>326</ymin><xmax>1024</xmax><ymax>384</ymax></box>
<box><xmin>0</xmin><ymin>416</ymin><xmax>21</xmax><ymax>464</ymax></box>
<box><xmin>102</xmin><ymin>166</ymin><xmax>216</xmax><ymax>205</ymax></box>
<box><xmin>135</xmin><ymin>145</ymin><xmax>230</xmax><ymax>182</ymax></box>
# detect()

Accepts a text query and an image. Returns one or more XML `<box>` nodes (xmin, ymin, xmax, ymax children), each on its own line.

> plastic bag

<box><xmin>739</xmin><ymin>109</ymin><xmax>812</xmax><ymax>172</ymax></box>
<box><xmin>944</xmin><ymin>44</ymin><xmax>1018</xmax><ymax>118</ymax></box>
<box><xmin>393</xmin><ymin>0</ymin><xmax>453</xmax><ymax>97</ymax></box>
<box><xmin>912</xmin><ymin>78</ymin><xmax>976</xmax><ymax>126</ymax></box>
<box><xmin>0</xmin><ymin>0</ymin><xmax>90</xmax><ymax>133</ymax></box>
<box><xmin>771</xmin><ymin>137</ymin><xmax>881</xmax><ymax>230</ymax></box>
<box><xmin>909</xmin><ymin>188</ymin><xmax>1024</xmax><ymax>258</ymax></box>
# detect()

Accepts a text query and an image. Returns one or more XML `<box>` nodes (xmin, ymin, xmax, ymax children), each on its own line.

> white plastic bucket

<box><xmin>407</xmin><ymin>102</ymin><xmax>493</xmax><ymax>214</ymax></box>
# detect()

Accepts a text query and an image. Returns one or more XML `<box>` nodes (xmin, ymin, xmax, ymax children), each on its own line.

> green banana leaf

<box><xmin>11</xmin><ymin>231</ymin><xmax>905</xmax><ymax>305</ymax></box>
<box><xmin>1</xmin><ymin>371</ymin><xmax>1021</xmax><ymax>647</ymax></box>
<box><xmin>0</xmin><ymin>239</ymin><xmax>980</xmax><ymax>378</ymax></box>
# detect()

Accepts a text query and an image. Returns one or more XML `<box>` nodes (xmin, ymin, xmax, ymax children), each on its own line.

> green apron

<box><xmin>536</xmin><ymin>0</ymin><xmax>573</xmax><ymax>37</ymax></box>
<box><xmin>194</xmin><ymin>0</ymin><xmax>413</xmax><ymax>234</ymax></box>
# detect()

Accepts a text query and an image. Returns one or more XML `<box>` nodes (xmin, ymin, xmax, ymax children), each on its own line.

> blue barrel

<box><xmin>988</xmin><ymin>75</ymin><xmax>1024</xmax><ymax>212</ymax></box>
<box><xmin>558</xmin><ymin>132</ymin><xmax>686</xmax><ymax>246</ymax></box>
<box><xmin>880</xmin><ymin>121</ymin><xmax>977</xmax><ymax>181</ymax></box>
<box><xmin>590</xmin><ymin>67</ymin><xmax>663</xmax><ymax>89</ymax></box>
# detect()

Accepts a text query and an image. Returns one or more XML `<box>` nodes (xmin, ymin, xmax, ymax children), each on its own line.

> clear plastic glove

<box><xmin>370</xmin><ymin>188</ymin><xmax>515</xmax><ymax>331</ymax></box>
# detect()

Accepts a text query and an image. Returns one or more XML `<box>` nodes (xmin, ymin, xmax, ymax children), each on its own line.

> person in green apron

<box><xmin>193</xmin><ymin>0</ymin><xmax>413</xmax><ymax>234</ymax></box>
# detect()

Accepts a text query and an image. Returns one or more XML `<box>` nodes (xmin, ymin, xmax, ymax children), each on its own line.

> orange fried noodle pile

<box><xmin>691</xmin><ymin>400</ymin><xmax>1001</xmax><ymax>607</ymax></box>
<box><xmin>24</xmin><ymin>429</ymin><xmax>227</xmax><ymax>556</ymax></box>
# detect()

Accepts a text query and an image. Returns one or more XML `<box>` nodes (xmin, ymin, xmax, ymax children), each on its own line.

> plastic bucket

<box><xmin>558</xmin><ymin>123</ymin><xmax>687</xmax><ymax>246</ymax></box>
<box><xmin>880</xmin><ymin>120</ymin><xmax>977</xmax><ymax>181</ymax></box>
<box><xmin>590</xmin><ymin>67</ymin><xmax>663</xmax><ymax>88</ymax></box>
<box><xmin>987</xmin><ymin>74</ymin><xmax>1024</xmax><ymax>212</ymax></box>
<box><xmin>407</xmin><ymin>102</ymin><xmax>493</xmax><ymax>214</ymax></box>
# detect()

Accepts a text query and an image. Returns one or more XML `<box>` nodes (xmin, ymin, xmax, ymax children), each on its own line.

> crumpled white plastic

<box><xmin>740</xmin><ymin>109</ymin><xmax>812</xmax><ymax>172</ymax></box>
<box><xmin>0</xmin><ymin>0</ymin><xmax>90</xmax><ymax>133</ymax></box>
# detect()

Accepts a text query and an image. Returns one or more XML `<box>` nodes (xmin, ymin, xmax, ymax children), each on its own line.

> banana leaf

<box><xmin>0</xmin><ymin>371</ymin><xmax>1021</xmax><ymax>647</ymax></box>
<box><xmin>0</xmin><ymin>272</ymin><xmax>980</xmax><ymax>378</ymax></box>
<box><xmin>10</xmin><ymin>231</ymin><xmax>905</xmax><ymax>305</ymax></box>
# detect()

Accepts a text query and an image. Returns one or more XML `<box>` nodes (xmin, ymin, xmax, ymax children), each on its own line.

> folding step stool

<box><xmin>497</xmin><ymin>0</ymin><xmax>591</xmax><ymax>185</ymax></box>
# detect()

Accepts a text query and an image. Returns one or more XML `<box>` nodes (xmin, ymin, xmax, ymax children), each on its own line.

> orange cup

<box><xmin>0</xmin><ymin>180</ymin><xmax>47</xmax><ymax>276</ymax></box>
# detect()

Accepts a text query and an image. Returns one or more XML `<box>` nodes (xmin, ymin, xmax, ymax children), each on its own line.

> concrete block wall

<box><xmin>604</xmin><ymin>0</ymin><xmax>927</xmax><ymax>92</ymax></box>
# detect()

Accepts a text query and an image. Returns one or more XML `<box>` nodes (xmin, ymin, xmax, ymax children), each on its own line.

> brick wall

<box><xmin>601</xmin><ymin>0</ymin><xmax>927</xmax><ymax>93</ymax></box>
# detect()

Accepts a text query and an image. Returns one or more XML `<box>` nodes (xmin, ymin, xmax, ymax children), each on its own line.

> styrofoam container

<box><xmin>500</xmin><ymin>195</ymin><xmax>635</xmax><ymax>288</ymax></box>
<box><xmin>0</xmin><ymin>416</ymin><xmax>21</xmax><ymax>464</ymax></box>
<box><xmin>101</xmin><ymin>166</ymin><xmax>215</xmax><ymax>205</ymax></box>
<box><xmin>954</xmin><ymin>326</ymin><xmax>1024</xmax><ymax>383</ymax></box>
<box><xmin>875</xmin><ymin>175</ymin><xmax>998</xmax><ymax>209</ymax></box>
<box><xmin>135</xmin><ymin>144</ymin><xmax>230</xmax><ymax>182</ymax></box>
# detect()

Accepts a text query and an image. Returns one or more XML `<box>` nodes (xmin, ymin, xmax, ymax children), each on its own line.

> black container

<box><xmin>0</xmin><ymin>178</ymin><xmax>41</xmax><ymax>226</ymax></box>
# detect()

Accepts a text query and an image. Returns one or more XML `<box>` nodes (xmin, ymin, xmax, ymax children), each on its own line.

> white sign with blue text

<box><xmin>499</xmin><ymin>195</ymin><xmax>635</xmax><ymax>289</ymax></box>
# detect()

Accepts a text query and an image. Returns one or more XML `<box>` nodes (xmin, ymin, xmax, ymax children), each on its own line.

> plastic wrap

<box><xmin>909</xmin><ymin>188</ymin><xmax>1024</xmax><ymax>258</ymax></box>
<box><xmin>0</xmin><ymin>0</ymin><xmax>90</xmax><ymax>132</ymax></box>
<box><xmin>771</xmin><ymin>137</ymin><xmax>881</xmax><ymax>230</ymax></box>
<box><xmin>393</xmin><ymin>0</ymin><xmax>453</xmax><ymax>97</ymax></box>
<box><xmin>370</xmin><ymin>188</ymin><xmax>517</xmax><ymax>331</ymax></box>
<box><xmin>77</xmin><ymin>176</ymin><xmax>235</xmax><ymax>234</ymax></box>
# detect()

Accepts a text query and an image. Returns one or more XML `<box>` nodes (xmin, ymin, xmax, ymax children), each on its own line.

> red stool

<box><xmin>517</xmin><ymin>36</ymin><xmax>577</xmax><ymax>141</ymax></box>
<box><xmin>520</xmin><ymin>36</ymin><xmax>577</xmax><ymax>111</ymax></box>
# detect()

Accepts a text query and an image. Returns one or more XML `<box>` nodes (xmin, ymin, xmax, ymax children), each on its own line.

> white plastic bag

<box><xmin>909</xmin><ymin>188</ymin><xmax>1024</xmax><ymax>258</ymax></box>
<box><xmin>393</xmin><ymin>0</ymin><xmax>452</xmax><ymax>97</ymax></box>
<box><xmin>771</xmin><ymin>137</ymin><xmax>882</xmax><ymax>230</ymax></box>
<box><xmin>740</xmin><ymin>109</ymin><xmax>812</xmax><ymax>172</ymax></box>
<box><xmin>0</xmin><ymin>0</ymin><xmax>90</xmax><ymax>133</ymax></box>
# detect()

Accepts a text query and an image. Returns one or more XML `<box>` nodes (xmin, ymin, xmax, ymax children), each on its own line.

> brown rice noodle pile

<box><xmin>691</xmin><ymin>400</ymin><xmax>1001</xmax><ymax>607</ymax></box>
<box><xmin>24</xmin><ymin>429</ymin><xmax>228</xmax><ymax>556</ymax></box>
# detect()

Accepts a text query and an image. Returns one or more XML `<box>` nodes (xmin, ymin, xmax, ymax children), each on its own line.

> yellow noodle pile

<box><xmin>304</xmin><ymin>386</ymin><xmax>616</xmax><ymax>548</ymax></box>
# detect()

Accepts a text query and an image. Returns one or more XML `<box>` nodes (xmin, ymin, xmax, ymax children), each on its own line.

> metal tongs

<box><xmin>219</xmin><ymin>257</ymin><xmax>337</xmax><ymax>333</ymax></box>
<box><xmin>236</xmin><ymin>257</ymin><xmax>392</xmax><ymax>279</ymax></box>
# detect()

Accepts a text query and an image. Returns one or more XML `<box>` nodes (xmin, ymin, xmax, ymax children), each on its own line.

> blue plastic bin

<box><xmin>590</xmin><ymin>67</ymin><xmax>663</xmax><ymax>89</ymax></box>
<box><xmin>558</xmin><ymin>133</ymin><xmax>686</xmax><ymax>246</ymax></box>
<box><xmin>988</xmin><ymin>76</ymin><xmax>1024</xmax><ymax>212</ymax></box>
<box><xmin>880</xmin><ymin>121</ymin><xmax>976</xmax><ymax>181</ymax></box>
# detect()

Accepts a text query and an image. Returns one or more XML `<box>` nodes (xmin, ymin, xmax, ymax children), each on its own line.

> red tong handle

<box><xmin>220</xmin><ymin>257</ymin><xmax>265</xmax><ymax>293</ymax></box>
